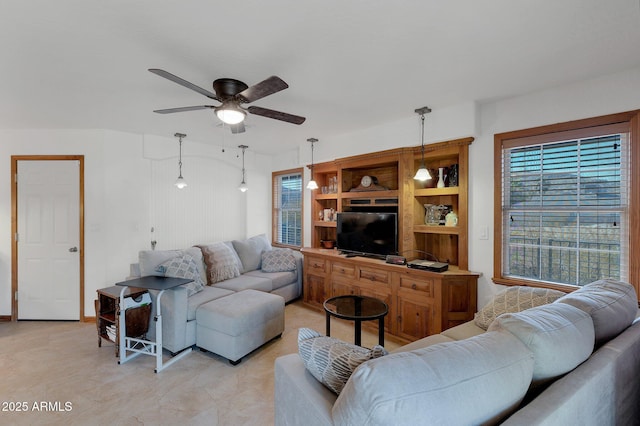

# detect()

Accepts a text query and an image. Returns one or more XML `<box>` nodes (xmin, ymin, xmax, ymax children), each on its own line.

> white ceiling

<box><xmin>1</xmin><ymin>0</ymin><xmax>640</xmax><ymax>154</ymax></box>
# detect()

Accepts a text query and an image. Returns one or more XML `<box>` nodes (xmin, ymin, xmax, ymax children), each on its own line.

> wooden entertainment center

<box><xmin>302</xmin><ymin>137</ymin><xmax>479</xmax><ymax>342</ymax></box>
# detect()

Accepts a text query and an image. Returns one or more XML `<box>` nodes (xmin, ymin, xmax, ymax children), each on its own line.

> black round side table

<box><xmin>323</xmin><ymin>295</ymin><xmax>388</xmax><ymax>347</ymax></box>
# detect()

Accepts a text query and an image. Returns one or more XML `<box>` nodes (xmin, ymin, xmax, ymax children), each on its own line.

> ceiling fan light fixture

<box><xmin>216</xmin><ymin>106</ymin><xmax>246</xmax><ymax>125</ymax></box>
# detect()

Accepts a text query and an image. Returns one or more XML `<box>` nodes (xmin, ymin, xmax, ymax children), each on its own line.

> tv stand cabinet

<box><xmin>301</xmin><ymin>248</ymin><xmax>478</xmax><ymax>342</ymax></box>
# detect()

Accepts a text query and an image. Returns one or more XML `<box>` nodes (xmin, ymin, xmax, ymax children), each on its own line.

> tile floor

<box><xmin>0</xmin><ymin>300</ymin><xmax>401</xmax><ymax>426</ymax></box>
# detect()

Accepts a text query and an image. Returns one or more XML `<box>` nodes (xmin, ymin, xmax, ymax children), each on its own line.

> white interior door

<box><xmin>17</xmin><ymin>160</ymin><xmax>80</xmax><ymax>320</ymax></box>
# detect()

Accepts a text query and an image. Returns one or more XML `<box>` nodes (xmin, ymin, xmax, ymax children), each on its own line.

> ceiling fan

<box><xmin>149</xmin><ymin>69</ymin><xmax>306</xmax><ymax>134</ymax></box>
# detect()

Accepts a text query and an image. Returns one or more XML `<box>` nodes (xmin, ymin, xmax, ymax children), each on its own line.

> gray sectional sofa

<box><xmin>275</xmin><ymin>279</ymin><xmax>640</xmax><ymax>425</ymax></box>
<box><xmin>132</xmin><ymin>234</ymin><xmax>302</xmax><ymax>354</ymax></box>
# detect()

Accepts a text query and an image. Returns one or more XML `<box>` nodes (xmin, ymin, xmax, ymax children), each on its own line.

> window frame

<box><xmin>272</xmin><ymin>167</ymin><xmax>303</xmax><ymax>249</ymax></box>
<box><xmin>494</xmin><ymin>111</ymin><xmax>640</xmax><ymax>296</ymax></box>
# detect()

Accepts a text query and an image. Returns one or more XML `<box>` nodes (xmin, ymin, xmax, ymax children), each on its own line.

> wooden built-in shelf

<box><xmin>413</xmin><ymin>225</ymin><xmax>461</xmax><ymax>235</ymax></box>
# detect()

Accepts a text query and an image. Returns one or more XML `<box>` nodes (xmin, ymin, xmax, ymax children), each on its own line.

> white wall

<box><xmin>3</xmin><ymin>66</ymin><xmax>639</xmax><ymax>318</ymax></box>
<box><xmin>278</xmin><ymin>66</ymin><xmax>640</xmax><ymax>310</ymax></box>
<box><xmin>0</xmin><ymin>129</ymin><xmax>270</xmax><ymax>317</ymax></box>
<box><xmin>469</xmin><ymin>66</ymin><xmax>640</xmax><ymax>307</ymax></box>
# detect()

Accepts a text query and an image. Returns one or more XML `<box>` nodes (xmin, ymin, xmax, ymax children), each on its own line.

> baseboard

<box><xmin>0</xmin><ymin>315</ymin><xmax>11</xmax><ymax>322</ymax></box>
<box><xmin>83</xmin><ymin>316</ymin><xmax>96</xmax><ymax>323</ymax></box>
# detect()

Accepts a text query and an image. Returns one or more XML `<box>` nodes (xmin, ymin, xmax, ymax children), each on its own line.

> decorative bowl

<box><xmin>321</xmin><ymin>240</ymin><xmax>336</xmax><ymax>249</ymax></box>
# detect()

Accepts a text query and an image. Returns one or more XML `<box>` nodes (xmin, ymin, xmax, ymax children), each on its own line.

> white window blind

<box><xmin>502</xmin><ymin>125</ymin><xmax>630</xmax><ymax>286</ymax></box>
<box><xmin>273</xmin><ymin>170</ymin><xmax>302</xmax><ymax>247</ymax></box>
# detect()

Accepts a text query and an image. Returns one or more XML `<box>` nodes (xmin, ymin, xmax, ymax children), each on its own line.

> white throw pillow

<box><xmin>474</xmin><ymin>286</ymin><xmax>566</xmax><ymax>330</ymax></box>
<box><xmin>297</xmin><ymin>328</ymin><xmax>387</xmax><ymax>395</ymax></box>
<box><xmin>155</xmin><ymin>254</ymin><xmax>205</xmax><ymax>296</ymax></box>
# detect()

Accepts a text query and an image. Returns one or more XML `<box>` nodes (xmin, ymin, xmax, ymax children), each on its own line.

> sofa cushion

<box><xmin>488</xmin><ymin>303</ymin><xmax>594</xmax><ymax>384</ymax></box>
<box><xmin>298</xmin><ymin>328</ymin><xmax>387</xmax><ymax>395</ymax></box>
<box><xmin>214</xmin><ymin>274</ymin><xmax>273</xmax><ymax>293</ymax></box>
<box><xmin>332</xmin><ymin>331</ymin><xmax>534</xmax><ymax>425</ymax></box>
<box><xmin>261</xmin><ymin>248</ymin><xmax>297</xmax><ymax>272</ymax></box>
<box><xmin>391</xmin><ymin>333</ymin><xmax>455</xmax><ymax>353</ymax></box>
<box><xmin>244</xmin><ymin>269</ymin><xmax>297</xmax><ymax>291</ymax></box>
<box><xmin>232</xmin><ymin>234</ymin><xmax>272</xmax><ymax>273</ymax></box>
<box><xmin>155</xmin><ymin>254</ymin><xmax>205</xmax><ymax>297</ymax></box>
<box><xmin>475</xmin><ymin>286</ymin><xmax>566</xmax><ymax>330</ymax></box>
<box><xmin>139</xmin><ymin>247</ymin><xmax>206</xmax><ymax>284</ymax></box>
<box><xmin>441</xmin><ymin>320</ymin><xmax>486</xmax><ymax>341</ymax></box>
<box><xmin>186</xmin><ymin>286</ymin><xmax>235</xmax><ymax>321</ymax></box>
<box><xmin>196</xmin><ymin>242</ymin><xmax>241</xmax><ymax>284</ymax></box>
<box><xmin>556</xmin><ymin>278</ymin><xmax>638</xmax><ymax>346</ymax></box>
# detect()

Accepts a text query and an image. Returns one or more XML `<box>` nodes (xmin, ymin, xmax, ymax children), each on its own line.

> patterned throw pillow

<box><xmin>261</xmin><ymin>248</ymin><xmax>296</xmax><ymax>272</ymax></box>
<box><xmin>196</xmin><ymin>243</ymin><xmax>242</xmax><ymax>285</ymax></box>
<box><xmin>474</xmin><ymin>286</ymin><xmax>566</xmax><ymax>330</ymax></box>
<box><xmin>297</xmin><ymin>328</ymin><xmax>388</xmax><ymax>395</ymax></box>
<box><xmin>155</xmin><ymin>254</ymin><xmax>205</xmax><ymax>296</ymax></box>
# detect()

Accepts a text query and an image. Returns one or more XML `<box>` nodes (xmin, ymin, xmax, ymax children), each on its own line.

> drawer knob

<box><xmin>411</xmin><ymin>284</ymin><xmax>417</xmax><ymax>290</ymax></box>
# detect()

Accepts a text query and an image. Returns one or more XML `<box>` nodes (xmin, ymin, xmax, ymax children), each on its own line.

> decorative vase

<box><xmin>437</xmin><ymin>167</ymin><xmax>445</xmax><ymax>188</ymax></box>
<box><xmin>448</xmin><ymin>164</ymin><xmax>458</xmax><ymax>187</ymax></box>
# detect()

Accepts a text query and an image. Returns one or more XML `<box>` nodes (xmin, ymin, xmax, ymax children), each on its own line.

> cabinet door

<box><xmin>331</xmin><ymin>280</ymin><xmax>358</xmax><ymax>297</ymax></box>
<box><xmin>304</xmin><ymin>273</ymin><xmax>328</xmax><ymax>309</ymax></box>
<box><xmin>359</xmin><ymin>286</ymin><xmax>393</xmax><ymax>334</ymax></box>
<box><xmin>396</xmin><ymin>291</ymin><xmax>436</xmax><ymax>340</ymax></box>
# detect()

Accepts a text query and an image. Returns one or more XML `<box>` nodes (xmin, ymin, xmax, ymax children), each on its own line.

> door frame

<box><xmin>11</xmin><ymin>155</ymin><xmax>85</xmax><ymax>321</ymax></box>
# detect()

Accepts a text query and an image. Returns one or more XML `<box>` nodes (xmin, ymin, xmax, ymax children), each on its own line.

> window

<box><xmin>494</xmin><ymin>111</ymin><xmax>640</xmax><ymax>293</ymax></box>
<box><xmin>272</xmin><ymin>168</ymin><xmax>303</xmax><ymax>248</ymax></box>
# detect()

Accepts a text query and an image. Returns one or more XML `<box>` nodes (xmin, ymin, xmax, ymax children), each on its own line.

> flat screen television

<box><xmin>336</xmin><ymin>212</ymin><xmax>398</xmax><ymax>258</ymax></box>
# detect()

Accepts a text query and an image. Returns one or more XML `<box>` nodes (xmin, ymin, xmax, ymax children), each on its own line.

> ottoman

<box><xmin>196</xmin><ymin>289</ymin><xmax>285</xmax><ymax>365</ymax></box>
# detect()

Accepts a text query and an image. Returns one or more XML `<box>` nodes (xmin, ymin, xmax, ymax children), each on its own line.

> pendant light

<box><xmin>174</xmin><ymin>132</ymin><xmax>188</xmax><ymax>189</ymax></box>
<box><xmin>238</xmin><ymin>144</ymin><xmax>249</xmax><ymax>192</ymax></box>
<box><xmin>306</xmin><ymin>138</ymin><xmax>319</xmax><ymax>190</ymax></box>
<box><xmin>413</xmin><ymin>106</ymin><xmax>432</xmax><ymax>181</ymax></box>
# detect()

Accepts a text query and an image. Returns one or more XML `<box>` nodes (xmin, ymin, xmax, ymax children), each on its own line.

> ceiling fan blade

<box><xmin>238</xmin><ymin>76</ymin><xmax>288</xmax><ymax>103</ymax></box>
<box><xmin>149</xmin><ymin>69</ymin><xmax>219</xmax><ymax>100</ymax></box>
<box><xmin>248</xmin><ymin>106</ymin><xmax>306</xmax><ymax>125</ymax></box>
<box><xmin>153</xmin><ymin>105</ymin><xmax>215</xmax><ymax>114</ymax></box>
<box><xmin>230</xmin><ymin>122</ymin><xmax>245</xmax><ymax>134</ymax></box>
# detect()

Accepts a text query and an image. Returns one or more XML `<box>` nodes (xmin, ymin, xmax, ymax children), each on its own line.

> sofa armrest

<box><xmin>146</xmin><ymin>286</ymin><xmax>189</xmax><ymax>353</ymax></box>
<box><xmin>293</xmin><ymin>251</ymin><xmax>303</xmax><ymax>296</ymax></box>
<box><xmin>274</xmin><ymin>354</ymin><xmax>335</xmax><ymax>426</ymax></box>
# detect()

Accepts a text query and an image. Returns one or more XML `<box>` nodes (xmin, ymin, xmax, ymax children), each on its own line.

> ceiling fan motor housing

<box><xmin>213</xmin><ymin>78</ymin><xmax>249</xmax><ymax>100</ymax></box>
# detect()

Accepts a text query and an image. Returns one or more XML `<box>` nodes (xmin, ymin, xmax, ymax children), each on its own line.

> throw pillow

<box><xmin>232</xmin><ymin>234</ymin><xmax>272</xmax><ymax>272</ymax></box>
<box><xmin>474</xmin><ymin>286</ymin><xmax>566</xmax><ymax>330</ymax></box>
<box><xmin>196</xmin><ymin>243</ymin><xmax>241</xmax><ymax>285</ymax></box>
<box><xmin>155</xmin><ymin>254</ymin><xmax>205</xmax><ymax>297</ymax></box>
<box><xmin>261</xmin><ymin>248</ymin><xmax>296</xmax><ymax>273</ymax></box>
<box><xmin>297</xmin><ymin>328</ymin><xmax>388</xmax><ymax>395</ymax></box>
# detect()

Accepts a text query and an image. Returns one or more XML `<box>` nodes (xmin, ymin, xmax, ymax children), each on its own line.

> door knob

<box><xmin>69</xmin><ymin>247</ymin><xmax>78</xmax><ymax>252</ymax></box>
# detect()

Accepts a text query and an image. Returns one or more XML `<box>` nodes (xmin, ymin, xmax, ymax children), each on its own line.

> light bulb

<box><xmin>216</xmin><ymin>108</ymin><xmax>246</xmax><ymax>125</ymax></box>
<box><xmin>175</xmin><ymin>176</ymin><xmax>188</xmax><ymax>189</ymax></box>
<box><xmin>238</xmin><ymin>181</ymin><xmax>248</xmax><ymax>192</ymax></box>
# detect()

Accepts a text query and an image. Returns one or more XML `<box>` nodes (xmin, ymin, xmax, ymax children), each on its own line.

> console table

<box><xmin>116</xmin><ymin>275</ymin><xmax>193</xmax><ymax>373</ymax></box>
